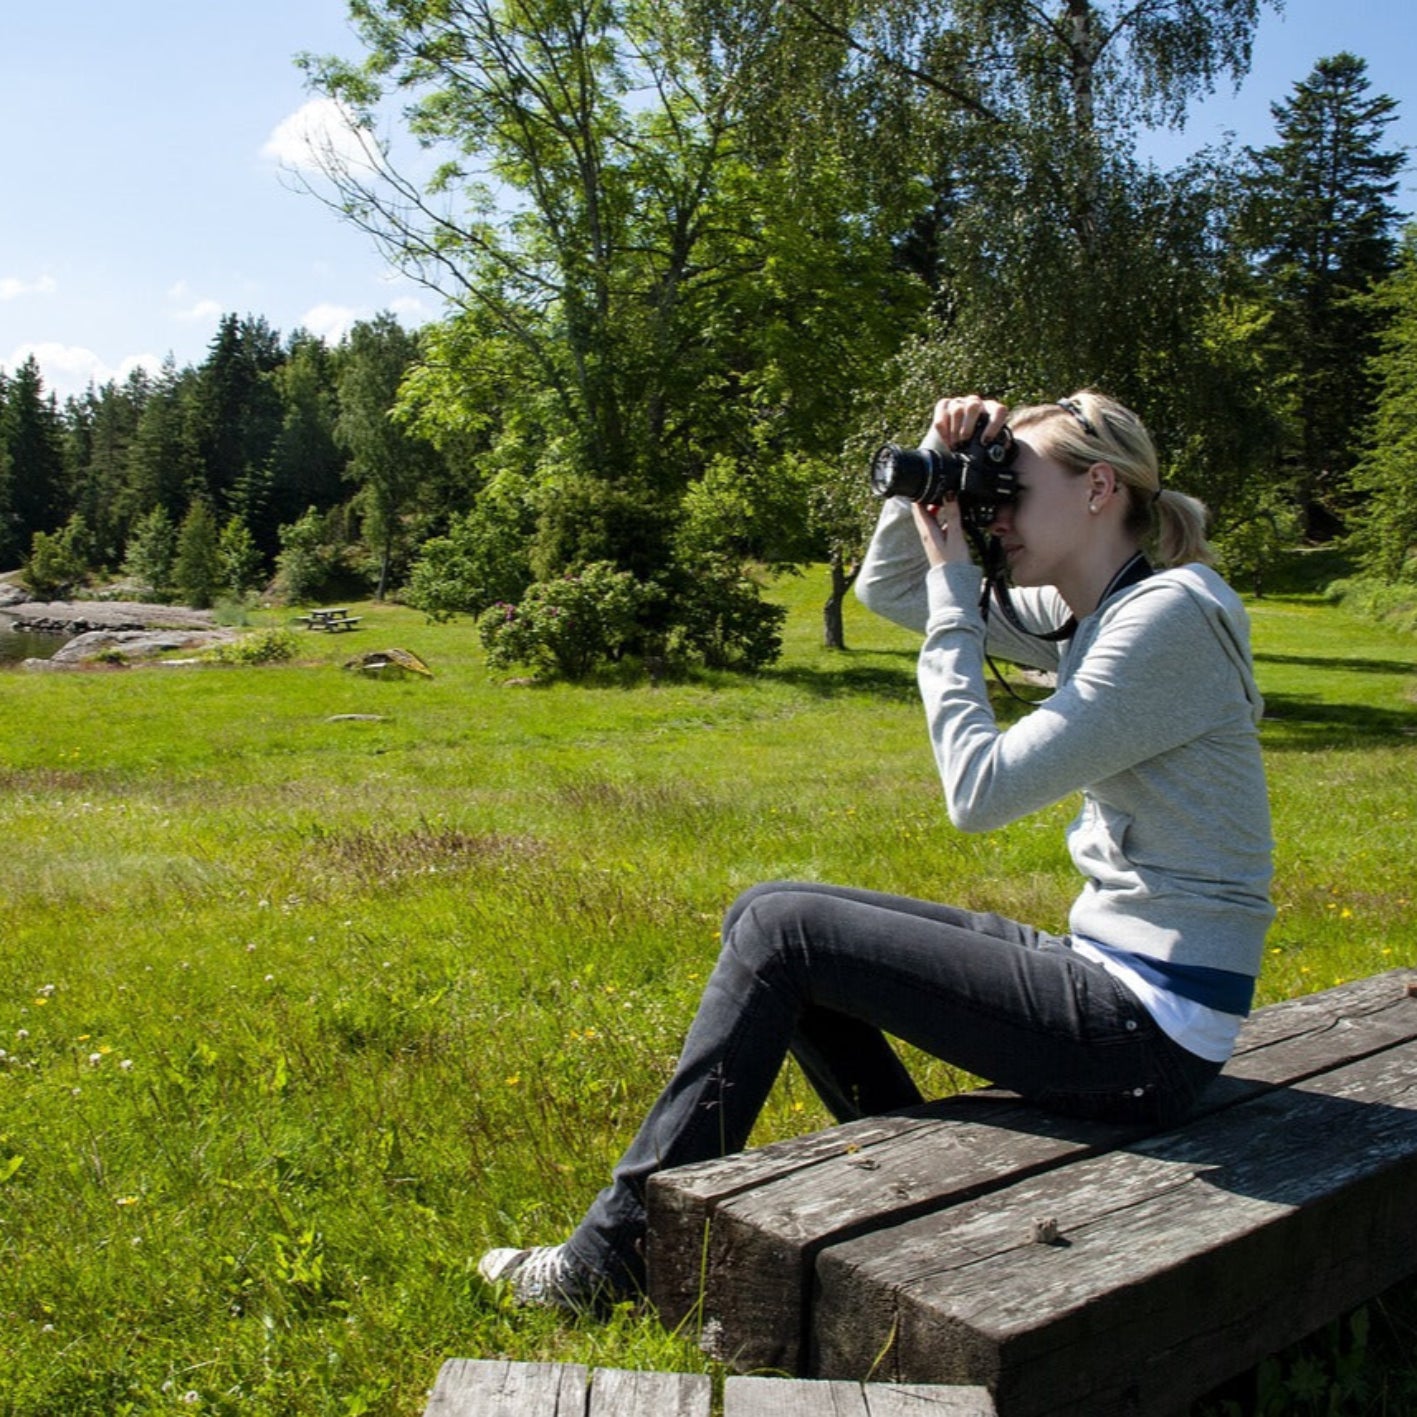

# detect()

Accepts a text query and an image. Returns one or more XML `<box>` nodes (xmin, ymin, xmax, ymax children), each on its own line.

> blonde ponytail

<box><xmin>1153</xmin><ymin>487</ymin><xmax>1214</xmax><ymax>568</ymax></box>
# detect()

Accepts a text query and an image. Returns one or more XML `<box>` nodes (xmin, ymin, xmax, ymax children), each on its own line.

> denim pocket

<box><xmin>1029</xmin><ymin>962</ymin><xmax>1217</xmax><ymax>1126</ymax></box>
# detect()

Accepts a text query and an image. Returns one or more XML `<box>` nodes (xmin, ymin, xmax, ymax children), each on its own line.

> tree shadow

<box><xmin>1255</xmin><ymin>651</ymin><xmax>1417</xmax><ymax>677</ymax></box>
<box><xmin>1259</xmin><ymin>693</ymin><xmax>1417</xmax><ymax>749</ymax></box>
<box><xmin>759</xmin><ymin>652</ymin><xmax>920</xmax><ymax>702</ymax></box>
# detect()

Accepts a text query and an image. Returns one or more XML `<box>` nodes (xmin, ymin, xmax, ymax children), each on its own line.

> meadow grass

<box><xmin>0</xmin><ymin>570</ymin><xmax>1413</xmax><ymax>1415</ymax></box>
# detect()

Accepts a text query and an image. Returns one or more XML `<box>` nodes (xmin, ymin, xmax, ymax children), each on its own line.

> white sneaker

<box><xmin>477</xmin><ymin>1243</ymin><xmax>607</xmax><ymax>1311</ymax></box>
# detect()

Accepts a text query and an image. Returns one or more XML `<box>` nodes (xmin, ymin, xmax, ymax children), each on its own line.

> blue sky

<box><xmin>3</xmin><ymin>0</ymin><xmax>1415</xmax><ymax>402</ymax></box>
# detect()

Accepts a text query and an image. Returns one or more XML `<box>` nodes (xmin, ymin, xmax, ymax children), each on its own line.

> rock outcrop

<box><xmin>3</xmin><ymin>599</ymin><xmax>218</xmax><ymax>635</ymax></box>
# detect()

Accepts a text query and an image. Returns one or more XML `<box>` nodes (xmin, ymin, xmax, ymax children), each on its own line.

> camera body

<box><xmin>870</xmin><ymin>415</ymin><xmax>1018</xmax><ymax>532</ymax></box>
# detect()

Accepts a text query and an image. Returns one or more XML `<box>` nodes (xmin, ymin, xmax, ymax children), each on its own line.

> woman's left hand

<box><xmin>912</xmin><ymin>489</ymin><xmax>978</xmax><ymax>571</ymax></box>
<box><xmin>911</xmin><ymin>499</ymin><xmax>954</xmax><ymax>570</ymax></box>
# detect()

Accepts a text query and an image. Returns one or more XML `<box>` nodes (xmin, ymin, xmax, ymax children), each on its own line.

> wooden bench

<box><xmin>298</xmin><ymin>608</ymin><xmax>363</xmax><ymax>632</ymax></box>
<box><xmin>423</xmin><ymin>1360</ymin><xmax>996</xmax><ymax>1414</ymax></box>
<box><xmin>646</xmin><ymin>968</ymin><xmax>1417</xmax><ymax>1416</ymax></box>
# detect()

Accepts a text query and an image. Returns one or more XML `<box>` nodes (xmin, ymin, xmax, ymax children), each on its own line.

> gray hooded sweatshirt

<box><xmin>856</xmin><ymin>493</ymin><xmax>1275</xmax><ymax>982</ymax></box>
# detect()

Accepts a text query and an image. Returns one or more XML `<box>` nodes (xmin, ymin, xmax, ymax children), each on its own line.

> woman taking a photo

<box><xmin>480</xmin><ymin>390</ymin><xmax>1274</xmax><ymax>1310</ymax></box>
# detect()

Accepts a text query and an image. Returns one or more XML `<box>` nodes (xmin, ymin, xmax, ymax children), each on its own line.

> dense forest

<box><xmin>3</xmin><ymin>2</ymin><xmax>1415</xmax><ymax>674</ymax></box>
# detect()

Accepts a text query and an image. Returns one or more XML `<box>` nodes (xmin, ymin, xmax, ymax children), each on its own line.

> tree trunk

<box><xmin>822</xmin><ymin>549</ymin><xmax>858</xmax><ymax>650</ymax></box>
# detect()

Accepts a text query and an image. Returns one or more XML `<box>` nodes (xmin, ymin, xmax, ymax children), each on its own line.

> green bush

<box><xmin>1328</xmin><ymin>573</ymin><xmax>1417</xmax><ymax>634</ymax></box>
<box><xmin>477</xmin><ymin>562</ymin><xmax>653</xmax><ymax>680</ymax></box>
<box><xmin>275</xmin><ymin>508</ymin><xmax>342</xmax><ymax>605</ymax></box>
<box><xmin>403</xmin><ymin>479</ymin><xmax>535</xmax><ymax>621</ymax></box>
<box><xmin>24</xmin><ymin>519</ymin><xmax>89</xmax><ymax>599</ymax></box>
<box><xmin>206</xmin><ymin>627</ymin><xmax>300</xmax><ymax>665</ymax></box>
<box><xmin>666</xmin><ymin>556</ymin><xmax>787</xmax><ymax>671</ymax></box>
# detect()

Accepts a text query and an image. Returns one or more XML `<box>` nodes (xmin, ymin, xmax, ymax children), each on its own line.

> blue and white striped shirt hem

<box><xmin>1071</xmin><ymin>935</ymin><xmax>1250</xmax><ymax>1064</ymax></box>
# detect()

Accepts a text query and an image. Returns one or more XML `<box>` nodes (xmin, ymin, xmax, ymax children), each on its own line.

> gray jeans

<box><xmin>566</xmin><ymin>880</ymin><xmax>1220</xmax><ymax>1293</ymax></box>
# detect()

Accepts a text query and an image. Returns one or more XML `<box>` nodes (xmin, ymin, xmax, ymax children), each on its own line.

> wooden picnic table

<box><xmin>298</xmin><ymin>608</ymin><xmax>363</xmax><ymax>632</ymax></box>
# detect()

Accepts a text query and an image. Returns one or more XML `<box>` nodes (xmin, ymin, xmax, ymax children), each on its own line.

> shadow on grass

<box><xmin>1260</xmin><ymin>692</ymin><xmax>1417</xmax><ymax>749</ymax></box>
<box><xmin>1255</xmin><ymin>651</ymin><xmax>1417</xmax><ymax>678</ymax></box>
<box><xmin>759</xmin><ymin>652</ymin><xmax>919</xmax><ymax>702</ymax></box>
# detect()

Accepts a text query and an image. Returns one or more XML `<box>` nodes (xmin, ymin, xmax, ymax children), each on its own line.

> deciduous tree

<box><xmin>335</xmin><ymin>314</ymin><xmax>441</xmax><ymax>599</ymax></box>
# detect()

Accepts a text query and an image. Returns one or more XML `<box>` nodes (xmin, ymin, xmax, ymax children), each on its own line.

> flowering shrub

<box><xmin>477</xmin><ymin>562</ymin><xmax>652</xmax><ymax>681</ymax></box>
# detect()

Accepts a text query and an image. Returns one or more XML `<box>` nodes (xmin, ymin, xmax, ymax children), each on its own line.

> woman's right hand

<box><xmin>930</xmin><ymin>395</ymin><xmax>1010</xmax><ymax>451</ymax></box>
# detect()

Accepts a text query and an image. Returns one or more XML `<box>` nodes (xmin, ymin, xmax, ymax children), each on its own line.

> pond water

<box><xmin>0</xmin><ymin>616</ymin><xmax>65</xmax><ymax>666</ymax></box>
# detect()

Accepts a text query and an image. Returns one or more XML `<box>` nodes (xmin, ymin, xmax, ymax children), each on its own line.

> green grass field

<box><xmin>1</xmin><ymin>570</ymin><xmax>1414</xmax><ymax>1415</ymax></box>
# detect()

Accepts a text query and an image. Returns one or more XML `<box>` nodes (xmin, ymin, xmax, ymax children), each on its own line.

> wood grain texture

<box><xmin>424</xmin><ymin>1360</ymin><xmax>590</xmax><ymax>1415</ymax></box>
<box><xmin>723</xmin><ymin>1377</ymin><xmax>996</xmax><ymax>1416</ymax></box>
<box><xmin>647</xmin><ymin>970</ymin><xmax>1417</xmax><ymax>1375</ymax></box>
<box><xmin>813</xmin><ymin>1036</ymin><xmax>1417</xmax><ymax>1416</ymax></box>
<box><xmin>588</xmin><ymin>1368</ymin><xmax>711</xmax><ymax>1417</ymax></box>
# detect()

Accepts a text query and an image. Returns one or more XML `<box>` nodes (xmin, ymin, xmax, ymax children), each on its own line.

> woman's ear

<box><xmin>1087</xmin><ymin>461</ymin><xmax>1118</xmax><ymax>509</ymax></box>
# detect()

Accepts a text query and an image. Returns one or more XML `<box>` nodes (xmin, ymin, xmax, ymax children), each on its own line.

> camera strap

<box><xmin>972</xmin><ymin>534</ymin><xmax>1154</xmax><ymax>703</ymax></box>
<box><xmin>987</xmin><ymin>545</ymin><xmax>1154</xmax><ymax>643</ymax></box>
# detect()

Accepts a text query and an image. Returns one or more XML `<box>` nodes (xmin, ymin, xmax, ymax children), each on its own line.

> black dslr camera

<box><xmin>869</xmin><ymin>415</ymin><xmax>1018</xmax><ymax>532</ymax></box>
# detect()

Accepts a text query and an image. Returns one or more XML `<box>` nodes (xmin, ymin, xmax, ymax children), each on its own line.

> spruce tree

<box><xmin>172</xmin><ymin>500</ymin><xmax>222</xmax><ymax>609</ymax></box>
<box><xmin>0</xmin><ymin>355</ymin><xmax>67</xmax><ymax>560</ymax></box>
<box><xmin>1239</xmin><ymin>53</ymin><xmax>1405</xmax><ymax>536</ymax></box>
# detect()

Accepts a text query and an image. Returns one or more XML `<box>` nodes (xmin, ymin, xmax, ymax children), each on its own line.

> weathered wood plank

<box><xmin>647</xmin><ymin>968</ymin><xmax>1417</xmax><ymax>1373</ymax></box>
<box><xmin>587</xmin><ymin>1368</ymin><xmax>711</xmax><ymax>1417</ymax></box>
<box><xmin>723</xmin><ymin>1377</ymin><xmax>997</xmax><ymax>1416</ymax></box>
<box><xmin>811</xmin><ymin>1036</ymin><xmax>1417</xmax><ymax>1416</ymax></box>
<box><xmin>424</xmin><ymin>1359</ymin><xmax>588</xmax><ymax>1415</ymax></box>
<box><xmin>424</xmin><ymin>1362</ymin><xmax>712</xmax><ymax>1417</ymax></box>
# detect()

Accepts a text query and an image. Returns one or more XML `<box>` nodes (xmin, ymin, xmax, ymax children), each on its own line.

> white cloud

<box><xmin>262</xmin><ymin>97</ymin><xmax>377</xmax><ymax>176</ymax></box>
<box><xmin>299</xmin><ymin>302</ymin><xmax>362</xmax><ymax>344</ymax></box>
<box><xmin>166</xmin><ymin>281</ymin><xmax>224</xmax><ymax>324</ymax></box>
<box><xmin>4</xmin><ymin>343</ymin><xmax>162</xmax><ymax>401</ymax></box>
<box><xmin>0</xmin><ymin>274</ymin><xmax>57</xmax><ymax>301</ymax></box>
<box><xmin>176</xmin><ymin>298</ymin><xmax>224</xmax><ymax>324</ymax></box>
<box><xmin>387</xmin><ymin>295</ymin><xmax>432</xmax><ymax>323</ymax></box>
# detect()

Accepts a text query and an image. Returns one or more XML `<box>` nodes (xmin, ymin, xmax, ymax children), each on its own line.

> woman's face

<box><xmin>987</xmin><ymin>437</ymin><xmax>1094</xmax><ymax>589</ymax></box>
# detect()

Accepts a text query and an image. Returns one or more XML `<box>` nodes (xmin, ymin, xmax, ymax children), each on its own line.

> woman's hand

<box><xmin>931</xmin><ymin>394</ymin><xmax>1010</xmax><ymax>451</ymax></box>
<box><xmin>912</xmin><ymin>395</ymin><xmax>1011</xmax><ymax>570</ymax></box>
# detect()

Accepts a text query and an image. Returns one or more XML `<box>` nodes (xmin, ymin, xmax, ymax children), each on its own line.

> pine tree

<box><xmin>187</xmin><ymin>314</ymin><xmax>284</xmax><ymax>514</ymax></box>
<box><xmin>0</xmin><ymin>355</ymin><xmax>67</xmax><ymax>561</ymax></box>
<box><xmin>172</xmin><ymin>500</ymin><xmax>222</xmax><ymax>609</ymax></box>
<box><xmin>125</xmin><ymin>358</ymin><xmax>198</xmax><ymax>531</ymax></box>
<box><xmin>1239</xmin><ymin>53</ymin><xmax>1405</xmax><ymax>535</ymax></box>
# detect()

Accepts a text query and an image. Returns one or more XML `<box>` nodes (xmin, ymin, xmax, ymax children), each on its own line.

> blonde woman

<box><xmin>480</xmin><ymin>390</ymin><xmax>1274</xmax><ymax>1310</ymax></box>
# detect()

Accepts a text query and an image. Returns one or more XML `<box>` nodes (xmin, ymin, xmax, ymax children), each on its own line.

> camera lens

<box><xmin>870</xmin><ymin>446</ymin><xmax>954</xmax><ymax>504</ymax></box>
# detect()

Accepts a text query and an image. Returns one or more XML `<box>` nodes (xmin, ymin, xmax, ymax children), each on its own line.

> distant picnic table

<box><xmin>297</xmin><ymin>608</ymin><xmax>362</xmax><ymax>633</ymax></box>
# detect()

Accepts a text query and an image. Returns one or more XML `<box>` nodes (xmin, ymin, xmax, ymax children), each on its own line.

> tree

<box><xmin>1349</xmin><ymin>229</ymin><xmax>1417</xmax><ymax>584</ymax></box>
<box><xmin>1237</xmin><ymin>52</ymin><xmax>1405</xmax><ymax>536</ymax></box>
<box><xmin>67</xmin><ymin>372</ymin><xmax>149</xmax><ymax>570</ymax></box>
<box><xmin>681</xmin><ymin>0</ymin><xmax>1285</xmax><ymax>621</ymax></box>
<box><xmin>699</xmin><ymin>0</ymin><xmax>1277</xmax><ymax>375</ymax></box>
<box><xmin>218</xmin><ymin>515</ymin><xmax>266</xmax><ymax>599</ymax></box>
<box><xmin>187</xmin><ymin>314</ymin><xmax>285</xmax><ymax>515</ymax></box>
<box><xmin>274</xmin><ymin>507</ymin><xmax>341</xmax><ymax>604</ymax></box>
<box><xmin>172</xmin><ymin>500</ymin><xmax>223</xmax><ymax>609</ymax></box>
<box><xmin>300</xmin><ymin>0</ymin><xmax>922</xmax><ymax>660</ymax></box>
<box><xmin>24</xmin><ymin>516</ymin><xmax>90</xmax><ymax>599</ymax></box>
<box><xmin>125</xmin><ymin>358</ymin><xmax>199</xmax><ymax>529</ymax></box>
<box><xmin>122</xmin><ymin>505</ymin><xmax>178</xmax><ymax>600</ymax></box>
<box><xmin>258</xmin><ymin>331</ymin><xmax>346</xmax><ymax>554</ymax></box>
<box><xmin>335</xmin><ymin>314</ymin><xmax>440</xmax><ymax>599</ymax></box>
<box><xmin>0</xmin><ymin>355</ymin><xmax>67</xmax><ymax>562</ymax></box>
